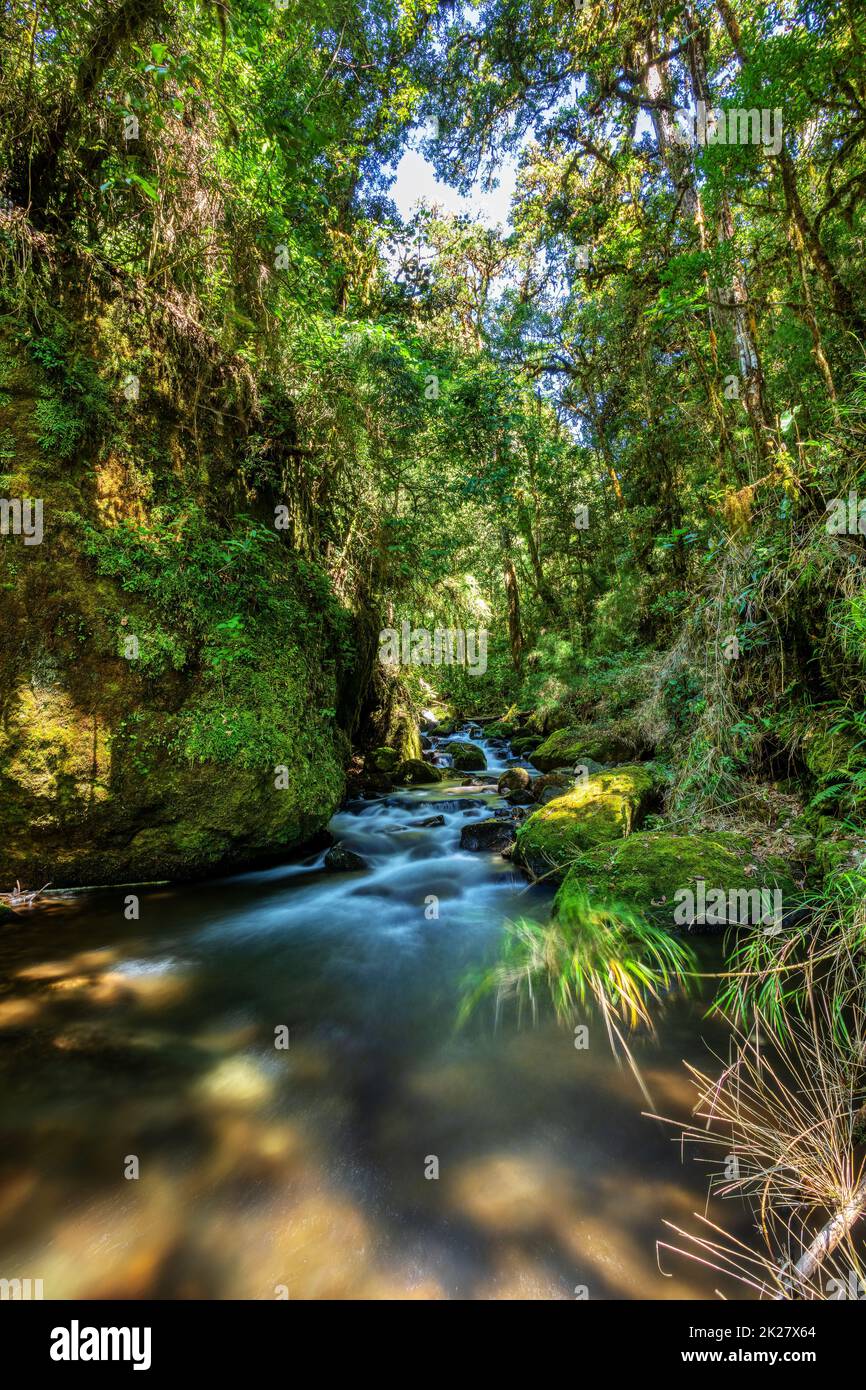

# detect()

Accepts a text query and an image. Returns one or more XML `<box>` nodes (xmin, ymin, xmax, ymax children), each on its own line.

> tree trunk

<box><xmin>500</xmin><ymin>527</ymin><xmax>524</xmax><ymax>671</ymax></box>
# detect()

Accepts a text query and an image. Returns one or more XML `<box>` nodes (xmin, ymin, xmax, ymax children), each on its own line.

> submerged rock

<box><xmin>324</xmin><ymin>844</ymin><xmax>367</xmax><ymax>872</ymax></box>
<box><xmin>552</xmin><ymin>830</ymin><xmax>797</xmax><ymax>932</ymax></box>
<box><xmin>460</xmin><ymin>818</ymin><xmax>517</xmax><ymax>852</ymax></box>
<box><xmin>411</xmin><ymin>815</ymin><xmax>446</xmax><ymax>828</ymax></box>
<box><xmin>513</xmin><ymin>765</ymin><xmax>660</xmax><ymax>879</ymax></box>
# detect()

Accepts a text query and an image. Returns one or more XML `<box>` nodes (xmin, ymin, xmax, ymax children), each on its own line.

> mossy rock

<box><xmin>812</xmin><ymin>818</ymin><xmax>863</xmax><ymax>878</ymax></box>
<box><xmin>393</xmin><ymin>759</ymin><xmax>444</xmax><ymax>785</ymax></box>
<box><xmin>801</xmin><ymin>725</ymin><xmax>866</xmax><ymax>782</ymax></box>
<box><xmin>484</xmin><ymin>721</ymin><xmax>514</xmax><ymax>738</ymax></box>
<box><xmin>554</xmin><ymin>831</ymin><xmax>797</xmax><ymax>931</ymax></box>
<box><xmin>0</xmin><ymin>335</ymin><xmax>354</xmax><ymax>887</ymax></box>
<box><xmin>529</xmin><ymin>725</ymin><xmax>638</xmax><ymax>772</ymax></box>
<box><xmin>366</xmin><ymin>746</ymin><xmax>401</xmax><ymax>774</ymax></box>
<box><xmin>434</xmin><ymin>719</ymin><xmax>460</xmax><ymax>737</ymax></box>
<box><xmin>498</xmin><ymin>767</ymin><xmax>532</xmax><ymax>799</ymax></box>
<box><xmin>392</xmin><ymin>714</ymin><xmax>422</xmax><ymax>763</ymax></box>
<box><xmin>513</xmin><ymin>765</ymin><xmax>659</xmax><ymax>879</ymax></box>
<box><xmin>511</xmin><ymin>735</ymin><xmax>543</xmax><ymax>756</ymax></box>
<box><xmin>443</xmin><ymin>742</ymin><xmax>487</xmax><ymax>771</ymax></box>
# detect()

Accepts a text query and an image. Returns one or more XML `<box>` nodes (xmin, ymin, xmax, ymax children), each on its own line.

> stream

<box><xmin>0</xmin><ymin>726</ymin><xmax>737</xmax><ymax>1300</ymax></box>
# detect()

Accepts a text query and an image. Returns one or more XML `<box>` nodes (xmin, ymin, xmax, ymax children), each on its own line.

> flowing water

<box><xmin>0</xmin><ymin>727</ymin><xmax>741</xmax><ymax>1300</ymax></box>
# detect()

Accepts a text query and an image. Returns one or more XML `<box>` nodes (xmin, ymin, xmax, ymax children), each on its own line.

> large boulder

<box><xmin>444</xmin><ymin>742</ymin><xmax>487</xmax><ymax>772</ymax></box>
<box><xmin>365</xmin><ymin>746</ymin><xmax>401</xmax><ymax>775</ymax></box>
<box><xmin>511</xmin><ymin>734</ymin><xmax>543</xmax><ymax>756</ymax></box>
<box><xmin>513</xmin><ymin>765</ymin><xmax>659</xmax><ymax>879</ymax></box>
<box><xmin>393</xmin><ymin>759</ymin><xmax>444</xmax><ymax>785</ymax></box>
<box><xmin>529</xmin><ymin>725</ymin><xmax>641</xmax><ymax>772</ymax></box>
<box><xmin>553</xmin><ymin>831</ymin><xmax>797</xmax><ymax>932</ymax></box>
<box><xmin>497</xmin><ymin>767</ymin><xmax>531</xmax><ymax>799</ymax></box>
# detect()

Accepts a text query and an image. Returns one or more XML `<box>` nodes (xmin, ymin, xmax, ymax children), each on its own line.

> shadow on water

<box><xmin>0</xmin><ymin>729</ymin><xmax>753</xmax><ymax>1299</ymax></box>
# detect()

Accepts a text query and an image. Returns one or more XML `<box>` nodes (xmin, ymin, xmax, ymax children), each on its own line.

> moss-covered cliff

<box><xmin>0</xmin><ymin>278</ymin><xmax>364</xmax><ymax>887</ymax></box>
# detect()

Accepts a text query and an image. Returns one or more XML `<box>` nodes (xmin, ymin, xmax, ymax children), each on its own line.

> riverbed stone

<box><xmin>528</xmin><ymin>772</ymin><xmax>571</xmax><ymax>805</ymax></box>
<box><xmin>324</xmin><ymin>844</ymin><xmax>367</xmax><ymax>872</ymax></box>
<box><xmin>365</xmin><ymin>746</ymin><xmax>401</xmax><ymax>774</ymax></box>
<box><xmin>511</xmin><ymin>735</ymin><xmax>543</xmax><ymax>756</ymax></box>
<box><xmin>529</xmin><ymin>725</ymin><xmax>640</xmax><ymax>772</ymax></box>
<box><xmin>460</xmin><ymin>818</ymin><xmax>517</xmax><ymax>852</ymax></box>
<box><xmin>393</xmin><ymin>759</ymin><xmax>444</xmax><ymax>785</ymax></box>
<box><xmin>513</xmin><ymin>765</ymin><xmax>660</xmax><ymax>879</ymax></box>
<box><xmin>497</xmin><ymin>767</ymin><xmax>531</xmax><ymax>799</ymax></box>
<box><xmin>443</xmin><ymin>743</ymin><xmax>487</xmax><ymax>772</ymax></box>
<box><xmin>552</xmin><ymin>831</ymin><xmax>797</xmax><ymax>931</ymax></box>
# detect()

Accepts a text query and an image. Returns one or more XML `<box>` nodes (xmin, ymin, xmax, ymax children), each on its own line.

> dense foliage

<box><xmin>2</xmin><ymin>0</ymin><xmax>866</xmax><ymax>1295</ymax></box>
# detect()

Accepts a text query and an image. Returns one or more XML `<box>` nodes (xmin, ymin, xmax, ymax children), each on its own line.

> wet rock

<box><xmin>365</xmin><ymin>746</ymin><xmax>401</xmax><ymax>774</ymax></box>
<box><xmin>529</xmin><ymin>772</ymin><xmax>571</xmax><ymax>805</ymax></box>
<box><xmin>530</xmin><ymin>725</ymin><xmax>644</xmax><ymax>772</ymax></box>
<box><xmin>514</xmin><ymin>765</ymin><xmax>661</xmax><ymax>879</ymax></box>
<box><xmin>393</xmin><ymin>758</ymin><xmax>444</xmax><ymax>785</ymax></box>
<box><xmin>553</xmin><ymin>831</ymin><xmax>797</xmax><ymax>932</ymax></box>
<box><xmin>511</xmin><ymin>734</ymin><xmax>543</xmax><ymax>756</ymax></box>
<box><xmin>497</xmin><ymin>767</ymin><xmax>532</xmax><ymax>802</ymax></box>
<box><xmin>443</xmin><ymin>742</ymin><xmax>487</xmax><ymax>772</ymax></box>
<box><xmin>460</xmin><ymin>818</ymin><xmax>517</xmax><ymax>852</ymax></box>
<box><xmin>411</xmin><ymin>815</ymin><xmax>445</xmax><ymax>827</ymax></box>
<box><xmin>398</xmin><ymin>798</ymin><xmax>486</xmax><ymax>813</ymax></box>
<box><xmin>324</xmin><ymin>844</ymin><xmax>367</xmax><ymax>872</ymax></box>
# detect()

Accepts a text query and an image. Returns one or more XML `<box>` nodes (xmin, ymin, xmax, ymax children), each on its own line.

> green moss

<box><xmin>529</xmin><ymin>724</ymin><xmax>638</xmax><ymax>772</ymax></box>
<box><xmin>553</xmin><ymin>831</ymin><xmax>797</xmax><ymax>928</ymax></box>
<box><xmin>513</xmin><ymin>764</ymin><xmax>659</xmax><ymax>878</ymax></box>
<box><xmin>511</xmin><ymin>734</ymin><xmax>542</xmax><ymax>755</ymax></box>
<box><xmin>393</xmin><ymin>758</ymin><xmax>444</xmax><ymax>784</ymax></box>
<box><xmin>392</xmin><ymin>714</ymin><xmax>422</xmax><ymax>762</ymax></box>
<box><xmin>444</xmin><ymin>742</ymin><xmax>487</xmax><ymax>771</ymax></box>
<box><xmin>0</xmin><ymin>337</ymin><xmax>356</xmax><ymax>887</ymax></box>
<box><xmin>801</xmin><ymin>724</ymin><xmax>864</xmax><ymax>781</ymax></box>
<box><xmin>812</xmin><ymin>818</ymin><xmax>861</xmax><ymax>878</ymax></box>
<box><xmin>367</xmin><ymin>746</ymin><xmax>401</xmax><ymax>774</ymax></box>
